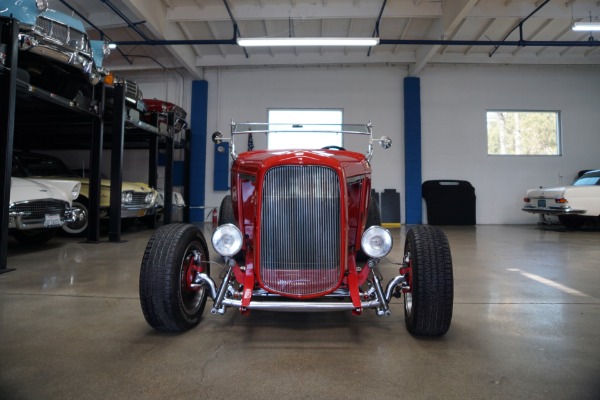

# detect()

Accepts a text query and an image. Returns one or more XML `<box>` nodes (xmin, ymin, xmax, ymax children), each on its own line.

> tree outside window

<box><xmin>486</xmin><ymin>111</ymin><xmax>561</xmax><ymax>156</ymax></box>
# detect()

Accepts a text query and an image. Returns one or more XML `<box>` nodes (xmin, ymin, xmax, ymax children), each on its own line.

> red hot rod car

<box><xmin>139</xmin><ymin>122</ymin><xmax>454</xmax><ymax>337</ymax></box>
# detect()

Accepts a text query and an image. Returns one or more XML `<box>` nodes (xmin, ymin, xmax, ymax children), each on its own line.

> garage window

<box><xmin>486</xmin><ymin>111</ymin><xmax>561</xmax><ymax>156</ymax></box>
<box><xmin>268</xmin><ymin>109</ymin><xmax>343</xmax><ymax>150</ymax></box>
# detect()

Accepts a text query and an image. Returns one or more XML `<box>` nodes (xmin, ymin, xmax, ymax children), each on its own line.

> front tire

<box><xmin>218</xmin><ymin>195</ymin><xmax>236</xmax><ymax>226</ymax></box>
<box><xmin>139</xmin><ymin>224</ymin><xmax>211</xmax><ymax>332</ymax></box>
<box><xmin>357</xmin><ymin>194</ymin><xmax>382</xmax><ymax>262</ymax></box>
<box><xmin>12</xmin><ymin>228</ymin><xmax>58</xmax><ymax>245</ymax></box>
<box><xmin>558</xmin><ymin>215</ymin><xmax>585</xmax><ymax>229</ymax></box>
<box><xmin>403</xmin><ymin>225</ymin><xmax>453</xmax><ymax>336</ymax></box>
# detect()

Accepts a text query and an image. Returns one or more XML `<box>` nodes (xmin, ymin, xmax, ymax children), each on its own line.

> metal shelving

<box><xmin>1</xmin><ymin>16</ymin><xmax>182</xmax><ymax>271</ymax></box>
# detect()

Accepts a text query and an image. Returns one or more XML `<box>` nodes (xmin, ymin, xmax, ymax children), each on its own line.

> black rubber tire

<box><xmin>218</xmin><ymin>195</ymin><xmax>236</xmax><ymax>226</ymax></box>
<box><xmin>62</xmin><ymin>198</ymin><xmax>89</xmax><ymax>236</ymax></box>
<box><xmin>558</xmin><ymin>215</ymin><xmax>586</xmax><ymax>229</ymax></box>
<box><xmin>12</xmin><ymin>228</ymin><xmax>58</xmax><ymax>245</ymax></box>
<box><xmin>357</xmin><ymin>194</ymin><xmax>382</xmax><ymax>262</ymax></box>
<box><xmin>120</xmin><ymin>218</ymin><xmax>135</xmax><ymax>232</ymax></box>
<box><xmin>143</xmin><ymin>214</ymin><xmax>157</xmax><ymax>229</ymax></box>
<box><xmin>139</xmin><ymin>223</ymin><xmax>211</xmax><ymax>332</ymax></box>
<box><xmin>217</xmin><ymin>195</ymin><xmax>246</xmax><ymax>262</ymax></box>
<box><xmin>403</xmin><ymin>225</ymin><xmax>453</xmax><ymax>337</ymax></box>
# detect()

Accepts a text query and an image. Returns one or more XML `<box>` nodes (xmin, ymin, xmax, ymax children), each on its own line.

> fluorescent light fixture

<box><xmin>572</xmin><ymin>21</ymin><xmax>600</xmax><ymax>31</ymax></box>
<box><xmin>108</xmin><ymin>43</ymin><xmax>118</xmax><ymax>49</ymax></box>
<box><xmin>237</xmin><ymin>37</ymin><xmax>380</xmax><ymax>47</ymax></box>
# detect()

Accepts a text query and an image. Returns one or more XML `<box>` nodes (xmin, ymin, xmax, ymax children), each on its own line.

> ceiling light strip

<box><xmin>236</xmin><ymin>37</ymin><xmax>380</xmax><ymax>47</ymax></box>
<box><xmin>572</xmin><ymin>21</ymin><xmax>600</xmax><ymax>31</ymax></box>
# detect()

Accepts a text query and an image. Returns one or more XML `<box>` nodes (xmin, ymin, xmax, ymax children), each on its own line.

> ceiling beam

<box><xmin>196</xmin><ymin>51</ymin><xmax>417</xmax><ymax>67</ymax></box>
<box><xmin>167</xmin><ymin>2</ymin><xmax>441</xmax><ymax>22</ymax></box>
<box><xmin>118</xmin><ymin>0</ymin><xmax>202</xmax><ymax>79</ymax></box>
<box><xmin>409</xmin><ymin>0</ymin><xmax>479</xmax><ymax>76</ymax></box>
<box><xmin>163</xmin><ymin>0</ymin><xmax>599</xmax><ymax>23</ymax></box>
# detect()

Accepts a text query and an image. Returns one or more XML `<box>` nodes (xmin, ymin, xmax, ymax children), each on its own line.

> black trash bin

<box><xmin>422</xmin><ymin>180</ymin><xmax>476</xmax><ymax>225</ymax></box>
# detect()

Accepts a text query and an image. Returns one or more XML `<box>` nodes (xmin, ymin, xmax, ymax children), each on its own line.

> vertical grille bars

<box><xmin>260</xmin><ymin>166</ymin><xmax>341</xmax><ymax>296</ymax></box>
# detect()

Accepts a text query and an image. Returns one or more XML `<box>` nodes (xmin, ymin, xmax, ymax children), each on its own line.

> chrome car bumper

<box><xmin>120</xmin><ymin>205</ymin><xmax>157</xmax><ymax>218</ymax></box>
<box><xmin>522</xmin><ymin>206</ymin><xmax>586</xmax><ymax>215</ymax></box>
<box><xmin>9</xmin><ymin>207</ymin><xmax>82</xmax><ymax>230</ymax></box>
<box><xmin>193</xmin><ymin>269</ymin><xmax>406</xmax><ymax>317</ymax></box>
<box><xmin>18</xmin><ymin>33</ymin><xmax>100</xmax><ymax>84</ymax></box>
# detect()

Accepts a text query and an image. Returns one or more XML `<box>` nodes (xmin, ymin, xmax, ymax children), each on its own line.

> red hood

<box><xmin>234</xmin><ymin>149</ymin><xmax>370</xmax><ymax>179</ymax></box>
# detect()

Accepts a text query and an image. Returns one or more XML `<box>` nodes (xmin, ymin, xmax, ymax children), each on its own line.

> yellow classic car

<box><xmin>13</xmin><ymin>152</ymin><xmax>158</xmax><ymax>236</ymax></box>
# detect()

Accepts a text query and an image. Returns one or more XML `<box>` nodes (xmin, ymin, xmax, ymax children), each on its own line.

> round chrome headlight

<box><xmin>121</xmin><ymin>191</ymin><xmax>133</xmax><ymax>204</ymax></box>
<box><xmin>145</xmin><ymin>192</ymin><xmax>154</xmax><ymax>204</ymax></box>
<box><xmin>36</xmin><ymin>0</ymin><xmax>49</xmax><ymax>12</ymax></box>
<box><xmin>212</xmin><ymin>224</ymin><xmax>243</xmax><ymax>257</ymax></box>
<box><xmin>360</xmin><ymin>226</ymin><xmax>393</xmax><ymax>259</ymax></box>
<box><xmin>102</xmin><ymin>41</ymin><xmax>112</xmax><ymax>56</ymax></box>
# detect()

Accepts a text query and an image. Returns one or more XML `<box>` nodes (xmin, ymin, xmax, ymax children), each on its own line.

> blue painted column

<box><xmin>404</xmin><ymin>77</ymin><xmax>423</xmax><ymax>224</ymax></box>
<box><xmin>189</xmin><ymin>80</ymin><xmax>208</xmax><ymax>223</ymax></box>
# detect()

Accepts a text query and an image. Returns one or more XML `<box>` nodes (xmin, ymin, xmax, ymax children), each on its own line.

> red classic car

<box><xmin>139</xmin><ymin>122</ymin><xmax>454</xmax><ymax>337</ymax></box>
<box><xmin>142</xmin><ymin>98</ymin><xmax>187</xmax><ymax>133</ymax></box>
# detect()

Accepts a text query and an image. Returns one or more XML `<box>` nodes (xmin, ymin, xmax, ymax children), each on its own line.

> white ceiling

<box><xmin>53</xmin><ymin>0</ymin><xmax>600</xmax><ymax>78</ymax></box>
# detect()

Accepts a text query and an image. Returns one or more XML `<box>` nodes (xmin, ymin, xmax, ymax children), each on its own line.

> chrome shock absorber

<box><xmin>211</xmin><ymin>259</ymin><xmax>235</xmax><ymax>315</ymax></box>
<box><xmin>368</xmin><ymin>260</ymin><xmax>391</xmax><ymax>316</ymax></box>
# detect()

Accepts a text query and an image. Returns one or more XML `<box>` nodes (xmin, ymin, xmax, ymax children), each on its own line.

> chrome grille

<box><xmin>260</xmin><ymin>166</ymin><xmax>341</xmax><ymax>296</ymax></box>
<box><xmin>35</xmin><ymin>17</ymin><xmax>87</xmax><ymax>51</ymax></box>
<box><xmin>124</xmin><ymin>79</ymin><xmax>142</xmax><ymax>103</ymax></box>
<box><xmin>9</xmin><ymin>199</ymin><xmax>68</xmax><ymax>223</ymax></box>
<box><xmin>124</xmin><ymin>192</ymin><xmax>152</xmax><ymax>208</ymax></box>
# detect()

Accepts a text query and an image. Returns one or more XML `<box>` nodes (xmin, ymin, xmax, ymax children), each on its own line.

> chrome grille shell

<box><xmin>9</xmin><ymin>199</ymin><xmax>69</xmax><ymax>228</ymax></box>
<box><xmin>124</xmin><ymin>192</ymin><xmax>153</xmax><ymax>209</ymax></box>
<box><xmin>35</xmin><ymin>16</ymin><xmax>90</xmax><ymax>54</ymax></box>
<box><xmin>259</xmin><ymin>165</ymin><xmax>343</xmax><ymax>296</ymax></box>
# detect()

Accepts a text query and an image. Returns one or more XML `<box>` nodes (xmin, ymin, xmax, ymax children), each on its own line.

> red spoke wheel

<box><xmin>139</xmin><ymin>224</ymin><xmax>211</xmax><ymax>332</ymax></box>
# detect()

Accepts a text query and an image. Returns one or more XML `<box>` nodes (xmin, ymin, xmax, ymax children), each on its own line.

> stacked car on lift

<box><xmin>1</xmin><ymin>2</ymin><xmax>189</xmax><ymax>255</ymax></box>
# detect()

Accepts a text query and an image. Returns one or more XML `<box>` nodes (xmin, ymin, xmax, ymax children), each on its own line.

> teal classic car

<box><xmin>0</xmin><ymin>0</ymin><xmax>109</xmax><ymax>101</ymax></box>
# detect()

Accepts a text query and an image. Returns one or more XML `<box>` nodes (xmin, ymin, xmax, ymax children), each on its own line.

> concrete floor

<box><xmin>1</xmin><ymin>223</ymin><xmax>599</xmax><ymax>400</ymax></box>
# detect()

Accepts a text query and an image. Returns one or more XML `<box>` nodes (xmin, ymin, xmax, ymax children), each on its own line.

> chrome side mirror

<box><xmin>379</xmin><ymin>136</ymin><xmax>392</xmax><ymax>149</ymax></box>
<box><xmin>212</xmin><ymin>131</ymin><xmax>223</xmax><ymax>144</ymax></box>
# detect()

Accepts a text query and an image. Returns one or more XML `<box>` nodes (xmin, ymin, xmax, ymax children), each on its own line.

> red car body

<box><xmin>139</xmin><ymin>122</ymin><xmax>454</xmax><ymax>338</ymax></box>
<box><xmin>229</xmin><ymin>149</ymin><xmax>372</xmax><ymax>300</ymax></box>
<box><xmin>142</xmin><ymin>98</ymin><xmax>187</xmax><ymax>133</ymax></box>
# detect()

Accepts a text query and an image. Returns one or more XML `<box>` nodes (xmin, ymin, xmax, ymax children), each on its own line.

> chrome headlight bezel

<box><xmin>360</xmin><ymin>226</ymin><xmax>393</xmax><ymax>259</ymax></box>
<box><xmin>71</xmin><ymin>183</ymin><xmax>81</xmax><ymax>201</ymax></box>
<box><xmin>211</xmin><ymin>224</ymin><xmax>243</xmax><ymax>257</ymax></box>
<box><xmin>144</xmin><ymin>192</ymin><xmax>155</xmax><ymax>204</ymax></box>
<box><xmin>121</xmin><ymin>191</ymin><xmax>133</xmax><ymax>204</ymax></box>
<box><xmin>35</xmin><ymin>0</ymin><xmax>49</xmax><ymax>12</ymax></box>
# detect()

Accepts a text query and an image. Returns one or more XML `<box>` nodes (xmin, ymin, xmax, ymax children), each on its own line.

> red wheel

<box><xmin>139</xmin><ymin>224</ymin><xmax>211</xmax><ymax>332</ymax></box>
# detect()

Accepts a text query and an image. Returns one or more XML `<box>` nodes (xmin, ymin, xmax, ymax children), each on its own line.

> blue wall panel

<box><xmin>213</xmin><ymin>142</ymin><xmax>230</xmax><ymax>191</ymax></box>
<box><xmin>189</xmin><ymin>80</ymin><xmax>208</xmax><ymax>223</ymax></box>
<box><xmin>404</xmin><ymin>77</ymin><xmax>422</xmax><ymax>224</ymax></box>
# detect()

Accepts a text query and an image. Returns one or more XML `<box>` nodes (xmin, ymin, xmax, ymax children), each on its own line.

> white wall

<box><xmin>128</xmin><ymin>64</ymin><xmax>600</xmax><ymax>224</ymax></box>
<box><xmin>419</xmin><ymin>64</ymin><xmax>600</xmax><ymax>224</ymax></box>
<box><xmin>202</xmin><ymin>66</ymin><xmax>405</xmax><ymax>212</ymax></box>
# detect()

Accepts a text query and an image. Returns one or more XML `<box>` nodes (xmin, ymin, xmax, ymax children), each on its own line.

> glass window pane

<box><xmin>268</xmin><ymin>109</ymin><xmax>343</xmax><ymax>150</ymax></box>
<box><xmin>486</xmin><ymin>111</ymin><xmax>561</xmax><ymax>156</ymax></box>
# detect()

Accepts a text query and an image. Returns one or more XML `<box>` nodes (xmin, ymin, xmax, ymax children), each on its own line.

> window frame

<box><xmin>267</xmin><ymin>108</ymin><xmax>344</xmax><ymax>150</ymax></box>
<box><xmin>486</xmin><ymin>110</ymin><xmax>562</xmax><ymax>156</ymax></box>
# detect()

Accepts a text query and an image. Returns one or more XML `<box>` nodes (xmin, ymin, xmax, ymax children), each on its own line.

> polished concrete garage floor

<box><xmin>1</xmin><ymin>224</ymin><xmax>599</xmax><ymax>400</ymax></box>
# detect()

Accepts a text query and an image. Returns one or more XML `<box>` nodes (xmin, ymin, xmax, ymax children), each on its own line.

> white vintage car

<box><xmin>9</xmin><ymin>177</ymin><xmax>81</xmax><ymax>244</ymax></box>
<box><xmin>522</xmin><ymin>169</ymin><xmax>600</xmax><ymax>228</ymax></box>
